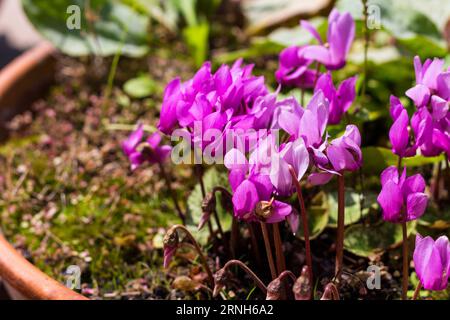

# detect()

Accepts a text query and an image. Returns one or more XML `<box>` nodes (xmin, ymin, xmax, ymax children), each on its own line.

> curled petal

<box><xmin>406</xmin><ymin>192</ymin><xmax>428</xmax><ymax>221</ymax></box>
<box><xmin>406</xmin><ymin>84</ymin><xmax>430</xmax><ymax>107</ymax></box>
<box><xmin>266</xmin><ymin>201</ymin><xmax>292</xmax><ymax>223</ymax></box>
<box><xmin>308</xmin><ymin>172</ymin><xmax>334</xmax><ymax>186</ymax></box>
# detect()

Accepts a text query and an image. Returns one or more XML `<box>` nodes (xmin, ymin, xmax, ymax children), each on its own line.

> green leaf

<box><xmin>344</xmin><ymin>221</ymin><xmax>416</xmax><ymax>258</ymax></box>
<box><xmin>418</xmin><ymin>203</ymin><xmax>450</xmax><ymax>230</ymax></box>
<box><xmin>327</xmin><ymin>190</ymin><xmax>376</xmax><ymax>228</ymax></box>
<box><xmin>183</xmin><ymin>22</ymin><xmax>209</xmax><ymax>67</ymax></box>
<box><xmin>186</xmin><ymin>167</ymin><xmax>231</xmax><ymax>245</ymax></box>
<box><xmin>22</xmin><ymin>0</ymin><xmax>150</xmax><ymax>57</ymax></box>
<box><xmin>362</xmin><ymin>147</ymin><xmax>445</xmax><ymax>176</ymax></box>
<box><xmin>123</xmin><ymin>75</ymin><xmax>156</xmax><ymax>98</ymax></box>
<box><xmin>297</xmin><ymin>192</ymin><xmax>329</xmax><ymax>240</ymax></box>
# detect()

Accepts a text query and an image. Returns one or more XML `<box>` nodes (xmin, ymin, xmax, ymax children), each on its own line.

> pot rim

<box><xmin>0</xmin><ymin>42</ymin><xmax>87</xmax><ymax>300</ymax></box>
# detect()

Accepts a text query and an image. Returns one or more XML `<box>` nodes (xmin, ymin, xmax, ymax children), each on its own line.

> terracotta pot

<box><xmin>0</xmin><ymin>42</ymin><xmax>87</xmax><ymax>300</ymax></box>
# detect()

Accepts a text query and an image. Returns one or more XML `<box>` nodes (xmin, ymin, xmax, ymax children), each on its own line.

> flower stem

<box><xmin>248</xmin><ymin>223</ymin><xmax>263</xmax><ymax>268</ymax></box>
<box><xmin>230</xmin><ymin>218</ymin><xmax>240</xmax><ymax>259</ymax></box>
<box><xmin>170</xmin><ymin>225</ymin><xmax>214</xmax><ymax>287</ymax></box>
<box><xmin>361</xmin><ymin>0</ymin><xmax>369</xmax><ymax>101</ymax></box>
<box><xmin>288</xmin><ymin>166</ymin><xmax>313</xmax><ymax>284</ymax></box>
<box><xmin>335</xmin><ymin>174</ymin><xmax>345</xmax><ymax>280</ymax></box>
<box><xmin>273</xmin><ymin>223</ymin><xmax>286</xmax><ymax>274</ymax></box>
<box><xmin>412</xmin><ymin>281</ymin><xmax>422</xmax><ymax>300</ymax></box>
<box><xmin>222</xmin><ymin>260</ymin><xmax>267</xmax><ymax>294</ymax></box>
<box><xmin>401</xmin><ymin>221</ymin><xmax>409</xmax><ymax>300</ymax></box>
<box><xmin>397</xmin><ymin>156</ymin><xmax>409</xmax><ymax>300</ymax></box>
<box><xmin>260</xmin><ymin>222</ymin><xmax>277</xmax><ymax>280</ymax></box>
<box><xmin>158</xmin><ymin>162</ymin><xmax>185</xmax><ymax>225</ymax></box>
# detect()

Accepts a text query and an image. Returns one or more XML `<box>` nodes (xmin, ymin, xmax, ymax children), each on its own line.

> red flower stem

<box><xmin>222</xmin><ymin>260</ymin><xmax>267</xmax><ymax>294</ymax></box>
<box><xmin>248</xmin><ymin>223</ymin><xmax>263</xmax><ymax>268</ymax></box>
<box><xmin>172</xmin><ymin>224</ymin><xmax>214</xmax><ymax>287</ymax></box>
<box><xmin>288</xmin><ymin>166</ymin><xmax>313</xmax><ymax>284</ymax></box>
<box><xmin>212</xmin><ymin>208</ymin><xmax>225</xmax><ymax>239</ymax></box>
<box><xmin>230</xmin><ymin>218</ymin><xmax>240</xmax><ymax>259</ymax></box>
<box><xmin>397</xmin><ymin>156</ymin><xmax>409</xmax><ymax>300</ymax></box>
<box><xmin>277</xmin><ymin>270</ymin><xmax>297</xmax><ymax>284</ymax></box>
<box><xmin>158</xmin><ymin>162</ymin><xmax>185</xmax><ymax>225</ymax></box>
<box><xmin>412</xmin><ymin>281</ymin><xmax>422</xmax><ymax>300</ymax></box>
<box><xmin>272</xmin><ymin>223</ymin><xmax>286</xmax><ymax>274</ymax></box>
<box><xmin>335</xmin><ymin>174</ymin><xmax>345</xmax><ymax>281</ymax></box>
<box><xmin>401</xmin><ymin>221</ymin><xmax>409</xmax><ymax>300</ymax></box>
<box><xmin>260</xmin><ymin>222</ymin><xmax>277</xmax><ymax>280</ymax></box>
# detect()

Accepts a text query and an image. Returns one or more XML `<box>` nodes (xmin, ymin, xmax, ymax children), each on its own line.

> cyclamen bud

<box><xmin>293</xmin><ymin>266</ymin><xmax>312</xmax><ymax>300</ymax></box>
<box><xmin>163</xmin><ymin>226</ymin><xmax>179</xmax><ymax>268</ymax></box>
<box><xmin>266</xmin><ymin>278</ymin><xmax>282</xmax><ymax>300</ymax></box>
<box><xmin>213</xmin><ymin>268</ymin><xmax>229</xmax><ymax>298</ymax></box>
<box><xmin>321</xmin><ymin>282</ymin><xmax>340</xmax><ymax>300</ymax></box>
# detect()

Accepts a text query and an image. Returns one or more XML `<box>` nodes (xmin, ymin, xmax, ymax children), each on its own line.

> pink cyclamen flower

<box><xmin>389</xmin><ymin>95</ymin><xmax>418</xmax><ymax>158</ymax></box>
<box><xmin>301</xmin><ymin>9</ymin><xmax>355</xmax><ymax>70</ymax></box>
<box><xmin>122</xmin><ymin>125</ymin><xmax>171</xmax><ymax>170</ymax></box>
<box><xmin>224</xmin><ymin>142</ymin><xmax>292</xmax><ymax>223</ymax></box>
<box><xmin>406</xmin><ymin>56</ymin><xmax>448</xmax><ymax>107</ymax></box>
<box><xmin>314</xmin><ymin>72</ymin><xmax>357</xmax><ymax>124</ymax></box>
<box><xmin>308</xmin><ymin>125</ymin><xmax>362</xmax><ymax>185</ymax></box>
<box><xmin>158</xmin><ymin>59</ymin><xmax>268</xmax><ymax>136</ymax></box>
<box><xmin>269</xmin><ymin>137</ymin><xmax>310</xmax><ymax>196</ymax></box>
<box><xmin>377</xmin><ymin>166</ymin><xmax>428</xmax><ymax>223</ymax></box>
<box><xmin>275</xmin><ymin>46</ymin><xmax>320</xmax><ymax>89</ymax></box>
<box><xmin>414</xmin><ymin>234</ymin><xmax>450</xmax><ymax>291</ymax></box>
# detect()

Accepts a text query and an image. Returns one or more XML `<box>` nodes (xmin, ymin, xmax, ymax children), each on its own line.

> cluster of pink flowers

<box><xmin>377</xmin><ymin>56</ymin><xmax>449</xmax><ymax>292</ymax></box>
<box><xmin>390</xmin><ymin>57</ymin><xmax>449</xmax><ymax>158</ymax></box>
<box><xmin>122</xmin><ymin>8</ymin><xmax>450</xmax><ymax>296</ymax></box>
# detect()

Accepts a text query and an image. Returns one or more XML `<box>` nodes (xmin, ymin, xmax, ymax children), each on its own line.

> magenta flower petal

<box><xmin>302</xmin><ymin>45</ymin><xmax>332</xmax><ymax>67</ymax></box>
<box><xmin>430</xmin><ymin>95</ymin><xmax>448</xmax><ymax>121</ymax></box>
<box><xmin>406</xmin><ymin>84</ymin><xmax>431</xmax><ymax>107</ymax></box>
<box><xmin>377</xmin><ymin>180</ymin><xmax>403</xmax><ymax>222</ymax></box>
<box><xmin>232</xmin><ymin>179</ymin><xmax>259</xmax><ymax>219</ymax></box>
<box><xmin>270</xmin><ymin>154</ymin><xmax>292</xmax><ymax>196</ymax></box>
<box><xmin>228</xmin><ymin>169</ymin><xmax>246</xmax><ymax>192</ymax></box>
<box><xmin>414</xmin><ymin>234</ymin><xmax>450</xmax><ymax>291</ymax></box>
<box><xmin>250</xmin><ymin>174</ymin><xmax>273</xmax><ymax>201</ymax></box>
<box><xmin>158</xmin><ymin>78</ymin><xmax>182</xmax><ymax>134</ymax></box>
<box><xmin>122</xmin><ymin>124</ymin><xmax>144</xmax><ymax>156</ymax></box>
<box><xmin>224</xmin><ymin>148</ymin><xmax>248</xmax><ymax>172</ymax></box>
<box><xmin>389</xmin><ymin>95</ymin><xmax>404</xmax><ymax>120</ymax></box>
<box><xmin>266</xmin><ymin>200</ymin><xmax>292</xmax><ymax>223</ymax></box>
<box><xmin>402</xmin><ymin>174</ymin><xmax>426</xmax><ymax>195</ymax></box>
<box><xmin>380</xmin><ymin>166</ymin><xmax>399</xmax><ymax>186</ymax></box>
<box><xmin>436</xmin><ymin>71</ymin><xmax>450</xmax><ymax>99</ymax></box>
<box><xmin>389</xmin><ymin>109</ymin><xmax>409</xmax><ymax>156</ymax></box>
<box><xmin>406</xmin><ymin>192</ymin><xmax>428</xmax><ymax>221</ymax></box>
<box><xmin>300</xmin><ymin>20</ymin><xmax>323</xmax><ymax>44</ymax></box>
<box><xmin>308</xmin><ymin>172</ymin><xmax>334</xmax><ymax>186</ymax></box>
